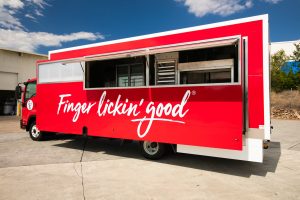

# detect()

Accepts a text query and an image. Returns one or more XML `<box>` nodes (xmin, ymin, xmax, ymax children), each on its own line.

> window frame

<box><xmin>24</xmin><ymin>81</ymin><xmax>36</xmax><ymax>101</ymax></box>
<box><xmin>116</xmin><ymin>63</ymin><xmax>145</xmax><ymax>88</ymax></box>
<box><xmin>178</xmin><ymin>59</ymin><xmax>235</xmax><ymax>85</ymax></box>
<box><xmin>37</xmin><ymin>61</ymin><xmax>84</xmax><ymax>84</ymax></box>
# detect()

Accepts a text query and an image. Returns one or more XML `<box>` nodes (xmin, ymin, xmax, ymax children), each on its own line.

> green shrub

<box><xmin>271</xmin><ymin>43</ymin><xmax>300</xmax><ymax>92</ymax></box>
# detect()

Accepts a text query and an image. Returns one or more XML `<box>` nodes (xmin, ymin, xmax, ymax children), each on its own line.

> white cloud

<box><xmin>0</xmin><ymin>0</ymin><xmax>25</xmax><ymax>30</ymax></box>
<box><xmin>0</xmin><ymin>0</ymin><xmax>24</xmax><ymax>9</ymax></box>
<box><xmin>28</xmin><ymin>0</ymin><xmax>48</xmax><ymax>8</ymax></box>
<box><xmin>0</xmin><ymin>0</ymin><xmax>47</xmax><ymax>30</ymax></box>
<box><xmin>262</xmin><ymin>0</ymin><xmax>282</xmax><ymax>3</ymax></box>
<box><xmin>0</xmin><ymin>0</ymin><xmax>105</xmax><ymax>53</ymax></box>
<box><xmin>0</xmin><ymin>9</ymin><xmax>23</xmax><ymax>30</ymax></box>
<box><xmin>177</xmin><ymin>0</ymin><xmax>283</xmax><ymax>17</ymax></box>
<box><xmin>34</xmin><ymin>9</ymin><xmax>43</xmax><ymax>16</ymax></box>
<box><xmin>25</xmin><ymin>13</ymin><xmax>36</xmax><ymax>20</ymax></box>
<box><xmin>262</xmin><ymin>0</ymin><xmax>282</xmax><ymax>4</ymax></box>
<box><xmin>0</xmin><ymin>29</ymin><xmax>104</xmax><ymax>52</ymax></box>
<box><xmin>176</xmin><ymin>0</ymin><xmax>253</xmax><ymax>17</ymax></box>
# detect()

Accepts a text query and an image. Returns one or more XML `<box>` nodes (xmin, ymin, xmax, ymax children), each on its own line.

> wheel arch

<box><xmin>26</xmin><ymin>115</ymin><xmax>36</xmax><ymax>131</ymax></box>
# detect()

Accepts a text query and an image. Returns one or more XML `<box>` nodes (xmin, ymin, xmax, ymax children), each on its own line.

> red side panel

<box><xmin>49</xmin><ymin>20</ymin><xmax>265</xmax><ymax>131</ymax></box>
<box><xmin>37</xmin><ymin>83</ymin><xmax>243</xmax><ymax>150</ymax></box>
<box><xmin>36</xmin><ymin>18</ymin><xmax>266</xmax><ymax>151</ymax></box>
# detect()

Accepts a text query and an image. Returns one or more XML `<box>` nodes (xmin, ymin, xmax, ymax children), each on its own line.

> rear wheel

<box><xmin>29</xmin><ymin>121</ymin><xmax>44</xmax><ymax>141</ymax></box>
<box><xmin>140</xmin><ymin>141</ymin><xmax>166</xmax><ymax>160</ymax></box>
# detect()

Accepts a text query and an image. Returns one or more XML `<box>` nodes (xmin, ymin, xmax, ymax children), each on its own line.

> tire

<box><xmin>140</xmin><ymin>141</ymin><xmax>166</xmax><ymax>160</ymax></box>
<box><xmin>29</xmin><ymin>121</ymin><xmax>44</xmax><ymax>141</ymax></box>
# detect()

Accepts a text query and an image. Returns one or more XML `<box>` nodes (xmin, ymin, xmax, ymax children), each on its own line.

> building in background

<box><xmin>0</xmin><ymin>48</ymin><xmax>47</xmax><ymax>115</ymax></box>
<box><xmin>271</xmin><ymin>40</ymin><xmax>300</xmax><ymax>74</ymax></box>
<box><xmin>271</xmin><ymin>40</ymin><xmax>300</xmax><ymax>56</ymax></box>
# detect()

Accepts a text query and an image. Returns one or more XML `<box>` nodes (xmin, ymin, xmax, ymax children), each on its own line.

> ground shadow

<box><xmin>53</xmin><ymin>136</ymin><xmax>281</xmax><ymax>178</ymax></box>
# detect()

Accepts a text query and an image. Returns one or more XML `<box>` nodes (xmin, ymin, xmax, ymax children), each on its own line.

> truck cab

<box><xmin>16</xmin><ymin>78</ymin><xmax>40</xmax><ymax>140</ymax></box>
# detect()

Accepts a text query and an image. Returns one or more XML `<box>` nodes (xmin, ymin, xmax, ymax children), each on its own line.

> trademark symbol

<box><xmin>191</xmin><ymin>90</ymin><xmax>196</xmax><ymax>95</ymax></box>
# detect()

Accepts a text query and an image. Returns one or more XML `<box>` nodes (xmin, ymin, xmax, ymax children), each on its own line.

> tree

<box><xmin>271</xmin><ymin>50</ymin><xmax>288</xmax><ymax>72</ymax></box>
<box><xmin>291</xmin><ymin>43</ymin><xmax>300</xmax><ymax>89</ymax></box>
<box><xmin>271</xmin><ymin>50</ymin><xmax>289</xmax><ymax>92</ymax></box>
<box><xmin>291</xmin><ymin>43</ymin><xmax>300</xmax><ymax>61</ymax></box>
<box><xmin>270</xmin><ymin>43</ymin><xmax>300</xmax><ymax>92</ymax></box>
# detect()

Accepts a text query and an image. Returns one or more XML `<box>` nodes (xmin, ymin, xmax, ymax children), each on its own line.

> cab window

<box><xmin>25</xmin><ymin>82</ymin><xmax>36</xmax><ymax>101</ymax></box>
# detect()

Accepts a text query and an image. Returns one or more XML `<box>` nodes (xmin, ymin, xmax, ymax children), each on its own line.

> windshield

<box><xmin>25</xmin><ymin>81</ymin><xmax>36</xmax><ymax>101</ymax></box>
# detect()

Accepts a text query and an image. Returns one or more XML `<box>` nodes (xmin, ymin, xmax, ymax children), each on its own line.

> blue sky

<box><xmin>0</xmin><ymin>0</ymin><xmax>299</xmax><ymax>54</ymax></box>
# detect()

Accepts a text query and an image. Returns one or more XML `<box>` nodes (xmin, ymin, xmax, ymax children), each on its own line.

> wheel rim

<box><xmin>143</xmin><ymin>141</ymin><xmax>159</xmax><ymax>155</ymax></box>
<box><xmin>31</xmin><ymin>125</ymin><xmax>40</xmax><ymax>138</ymax></box>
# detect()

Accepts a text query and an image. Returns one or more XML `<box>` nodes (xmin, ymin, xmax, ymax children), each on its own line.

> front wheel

<box><xmin>29</xmin><ymin>121</ymin><xmax>44</xmax><ymax>141</ymax></box>
<box><xmin>140</xmin><ymin>141</ymin><xmax>166</xmax><ymax>160</ymax></box>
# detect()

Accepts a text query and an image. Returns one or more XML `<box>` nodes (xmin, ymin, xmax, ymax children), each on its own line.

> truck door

<box><xmin>22</xmin><ymin>81</ymin><xmax>37</xmax><ymax>126</ymax></box>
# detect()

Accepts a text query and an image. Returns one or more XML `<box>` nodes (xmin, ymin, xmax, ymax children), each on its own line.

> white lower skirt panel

<box><xmin>177</xmin><ymin>138</ymin><xmax>263</xmax><ymax>162</ymax></box>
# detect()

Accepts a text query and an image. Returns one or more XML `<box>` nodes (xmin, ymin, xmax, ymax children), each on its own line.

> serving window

<box><xmin>117</xmin><ymin>63</ymin><xmax>144</xmax><ymax>87</ymax></box>
<box><xmin>177</xmin><ymin>45</ymin><xmax>238</xmax><ymax>85</ymax></box>
<box><xmin>148</xmin><ymin>43</ymin><xmax>239</xmax><ymax>86</ymax></box>
<box><xmin>178</xmin><ymin>58</ymin><xmax>234</xmax><ymax>84</ymax></box>
<box><xmin>180</xmin><ymin>68</ymin><xmax>232</xmax><ymax>84</ymax></box>
<box><xmin>84</xmin><ymin>37</ymin><xmax>239</xmax><ymax>88</ymax></box>
<box><xmin>85</xmin><ymin>56</ymin><xmax>145</xmax><ymax>88</ymax></box>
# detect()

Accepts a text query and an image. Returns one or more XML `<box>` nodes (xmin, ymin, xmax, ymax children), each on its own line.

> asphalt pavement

<box><xmin>0</xmin><ymin>116</ymin><xmax>299</xmax><ymax>200</ymax></box>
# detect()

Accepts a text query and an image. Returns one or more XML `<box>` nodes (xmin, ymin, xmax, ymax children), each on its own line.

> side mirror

<box><xmin>15</xmin><ymin>85</ymin><xmax>22</xmax><ymax>100</ymax></box>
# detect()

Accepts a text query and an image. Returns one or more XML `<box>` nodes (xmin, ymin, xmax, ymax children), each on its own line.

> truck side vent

<box><xmin>156</xmin><ymin>60</ymin><xmax>177</xmax><ymax>85</ymax></box>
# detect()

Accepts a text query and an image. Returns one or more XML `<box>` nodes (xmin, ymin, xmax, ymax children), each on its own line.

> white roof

<box><xmin>271</xmin><ymin>40</ymin><xmax>300</xmax><ymax>56</ymax></box>
<box><xmin>0</xmin><ymin>47</ymin><xmax>47</xmax><ymax>57</ymax></box>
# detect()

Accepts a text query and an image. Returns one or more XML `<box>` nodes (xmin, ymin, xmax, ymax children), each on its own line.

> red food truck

<box><xmin>16</xmin><ymin>14</ymin><xmax>271</xmax><ymax>162</ymax></box>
